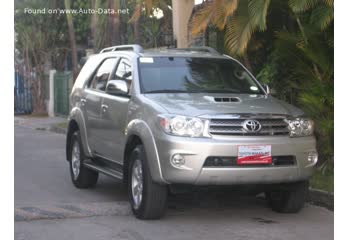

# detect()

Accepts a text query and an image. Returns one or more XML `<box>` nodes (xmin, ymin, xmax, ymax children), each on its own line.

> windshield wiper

<box><xmin>144</xmin><ymin>89</ymin><xmax>241</xmax><ymax>94</ymax></box>
<box><xmin>144</xmin><ymin>89</ymin><xmax>189</xmax><ymax>93</ymax></box>
<box><xmin>200</xmin><ymin>89</ymin><xmax>240</xmax><ymax>93</ymax></box>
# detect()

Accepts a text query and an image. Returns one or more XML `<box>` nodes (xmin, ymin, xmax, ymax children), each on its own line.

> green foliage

<box><xmin>142</xmin><ymin>18</ymin><xmax>161</xmax><ymax>48</ymax></box>
<box><xmin>192</xmin><ymin>0</ymin><xmax>272</xmax><ymax>55</ymax></box>
<box><xmin>256</xmin><ymin>8</ymin><xmax>334</xmax><ymax>164</ymax></box>
<box><xmin>247</xmin><ymin>0</ymin><xmax>271</xmax><ymax>32</ymax></box>
<box><xmin>310</xmin><ymin>5</ymin><xmax>333</xmax><ymax>30</ymax></box>
<box><xmin>310</xmin><ymin>166</ymin><xmax>333</xmax><ymax>192</ymax></box>
<box><xmin>289</xmin><ymin>0</ymin><xmax>321</xmax><ymax>12</ymax></box>
<box><xmin>71</xmin><ymin>0</ymin><xmax>91</xmax><ymax>44</ymax></box>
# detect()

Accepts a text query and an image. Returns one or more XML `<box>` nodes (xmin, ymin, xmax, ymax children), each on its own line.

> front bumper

<box><xmin>154</xmin><ymin>134</ymin><xmax>317</xmax><ymax>185</ymax></box>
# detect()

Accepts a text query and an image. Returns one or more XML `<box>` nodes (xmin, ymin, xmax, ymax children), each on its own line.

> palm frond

<box><xmin>224</xmin><ymin>14</ymin><xmax>254</xmax><ymax>55</ymax></box>
<box><xmin>323</xmin><ymin>0</ymin><xmax>333</xmax><ymax>6</ymax></box>
<box><xmin>248</xmin><ymin>0</ymin><xmax>271</xmax><ymax>31</ymax></box>
<box><xmin>289</xmin><ymin>0</ymin><xmax>320</xmax><ymax>12</ymax></box>
<box><xmin>191</xmin><ymin>0</ymin><xmax>238</xmax><ymax>36</ymax></box>
<box><xmin>310</xmin><ymin>4</ymin><xmax>333</xmax><ymax>30</ymax></box>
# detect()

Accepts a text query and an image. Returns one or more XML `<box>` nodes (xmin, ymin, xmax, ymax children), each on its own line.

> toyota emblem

<box><xmin>243</xmin><ymin>119</ymin><xmax>262</xmax><ymax>132</ymax></box>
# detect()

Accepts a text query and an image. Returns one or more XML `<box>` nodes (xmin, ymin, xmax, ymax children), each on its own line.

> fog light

<box><xmin>171</xmin><ymin>154</ymin><xmax>185</xmax><ymax>167</ymax></box>
<box><xmin>307</xmin><ymin>151</ymin><xmax>318</xmax><ymax>164</ymax></box>
<box><xmin>213</xmin><ymin>157</ymin><xmax>223</xmax><ymax>166</ymax></box>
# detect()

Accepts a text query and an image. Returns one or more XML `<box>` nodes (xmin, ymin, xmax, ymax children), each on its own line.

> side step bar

<box><xmin>83</xmin><ymin>161</ymin><xmax>123</xmax><ymax>180</ymax></box>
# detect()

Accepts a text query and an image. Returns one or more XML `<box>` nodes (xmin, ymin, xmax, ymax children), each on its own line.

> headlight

<box><xmin>285</xmin><ymin>118</ymin><xmax>314</xmax><ymax>137</ymax></box>
<box><xmin>159</xmin><ymin>114</ymin><xmax>205</xmax><ymax>137</ymax></box>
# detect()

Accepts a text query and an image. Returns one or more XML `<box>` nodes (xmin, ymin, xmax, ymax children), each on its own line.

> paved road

<box><xmin>14</xmin><ymin>121</ymin><xmax>334</xmax><ymax>240</ymax></box>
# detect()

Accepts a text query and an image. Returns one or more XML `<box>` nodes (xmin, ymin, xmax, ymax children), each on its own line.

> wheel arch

<box><xmin>123</xmin><ymin>120</ymin><xmax>167</xmax><ymax>184</ymax></box>
<box><xmin>123</xmin><ymin>134</ymin><xmax>143</xmax><ymax>183</ymax></box>
<box><xmin>66</xmin><ymin>107</ymin><xmax>92</xmax><ymax>161</ymax></box>
<box><xmin>66</xmin><ymin>119</ymin><xmax>79</xmax><ymax>161</ymax></box>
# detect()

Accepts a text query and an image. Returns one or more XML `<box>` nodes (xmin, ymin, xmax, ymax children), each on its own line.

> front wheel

<box><xmin>128</xmin><ymin>145</ymin><xmax>168</xmax><ymax>219</ymax></box>
<box><xmin>69</xmin><ymin>131</ymin><xmax>98</xmax><ymax>188</ymax></box>
<box><xmin>265</xmin><ymin>181</ymin><xmax>309</xmax><ymax>213</ymax></box>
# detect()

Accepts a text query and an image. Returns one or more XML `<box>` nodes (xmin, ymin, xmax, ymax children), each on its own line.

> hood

<box><xmin>144</xmin><ymin>93</ymin><xmax>304</xmax><ymax>117</ymax></box>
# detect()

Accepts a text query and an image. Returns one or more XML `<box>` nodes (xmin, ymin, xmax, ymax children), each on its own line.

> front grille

<box><xmin>203</xmin><ymin>155</ymin><xmax>295</xmax><ymax>167</ymax></box>
<box><xmin>209</xmin><ymin>118</ymin><xmax>290</xmax><ymax>136</ymax></box>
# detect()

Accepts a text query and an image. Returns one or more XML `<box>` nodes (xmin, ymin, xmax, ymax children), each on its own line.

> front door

<box><xmin>83</xmin><ymin>57</ymin><xmax>119</xmax><ymax>154</ymax></box>
<box><xmin>99</xmin><ymin>58</ymin><xmax>133</xmax><ymax>162</ymax></box>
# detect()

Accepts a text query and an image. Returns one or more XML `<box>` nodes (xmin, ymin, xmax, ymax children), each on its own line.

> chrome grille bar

<box><xmin>209</xmin><ymin>118</ymin><xmax>290</xmax><ymax>136</ymax></box>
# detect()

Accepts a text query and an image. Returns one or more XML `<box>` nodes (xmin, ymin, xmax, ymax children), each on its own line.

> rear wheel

<box><xmin>128</xmin><ymin>145</ymin><xmax>168</xmax><ymax>219</ymax></box>
<box><xmin>266</xmin><ymin>181</ymin><xmax>309</xmax><ymax>213</ymax></box>
<box><xmin>69</xmin><ymin>131</ymin><xmax>98</xmax><ymax>188</ymax></box>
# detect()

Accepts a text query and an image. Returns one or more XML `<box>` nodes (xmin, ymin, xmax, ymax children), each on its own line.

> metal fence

<box><xmin>54</xmin><ymin>72</ymin><xmax>71</xmax><ymax>116</ymax></box>
<box><xmin>14</xmin><ymin>66</ymin><xmax>33</xmax><ymax>114</ymax></box>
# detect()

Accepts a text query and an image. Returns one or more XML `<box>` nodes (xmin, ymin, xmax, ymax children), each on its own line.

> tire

<box><xmin>69</xmin><ymin>131</ymin><xmax>98</xmax><ymax>188</ymax></box>
<box><xmin>128</xmin><ymin>145</ymin><xmax>168</xmax><ymax>219</ymax></box>
<box><xmin>265</xmin><ymin>181</ymin><xmax>309</xmax><ymax>213</ymax></box>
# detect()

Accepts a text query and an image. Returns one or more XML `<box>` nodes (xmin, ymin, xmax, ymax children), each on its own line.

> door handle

<box><xmin>101</xmin><ymin>104</ymin><xmax>108</xmax><ymax>113</ymax></box>
<box><xmin>80</xmin><ymin>98</ymin><xmax>86</xmax><ymax>106</ymax></box>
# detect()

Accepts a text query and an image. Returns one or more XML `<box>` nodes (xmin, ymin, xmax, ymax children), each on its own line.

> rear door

<box><xmin>82</xmin><ymin>57</ymin><xmax>119</xmax><ymax>154</ymax></box>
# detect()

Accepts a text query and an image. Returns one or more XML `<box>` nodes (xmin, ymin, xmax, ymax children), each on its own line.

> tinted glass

<box><xmin>138</xmin><ymin>57</ymin><xmax>264</xmax><ymax>94</ymax></box>
<box><xmin>90</xmin><ymin>58</ymin><xmax>118</xmax><ymax>91</ymax></box>
<box><xmin>114</xmin><ymin>59</ymin><xmax>132</xmax><ymax>81</ymax></box>
<box><xmin>110</xmin><ymin>58</ymin><xmax>133</xmax><ymax>94</ymax></box>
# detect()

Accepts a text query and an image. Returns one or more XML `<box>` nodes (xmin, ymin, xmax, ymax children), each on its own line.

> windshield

<box><xmin>138</xmin><ymin>57</ymin><xmax>265</xmax><ymax>94</ymax></box>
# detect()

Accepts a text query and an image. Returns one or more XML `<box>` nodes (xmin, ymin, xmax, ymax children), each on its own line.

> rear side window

<box><xmin>89</xmin><ymin>58</ymin><xmax>118</xmax><ymax>91</ymax></box>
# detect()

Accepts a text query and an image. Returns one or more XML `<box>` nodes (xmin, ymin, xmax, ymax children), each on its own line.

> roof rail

<box><xmin>174</xmin><ymin>46</ymin><xmax>220</xmax><ymax>55</ymax></box>
<box><xmin>100</xmin><ymin>44</ymin><xmax>143</xmax><ymax>54</ymax></box>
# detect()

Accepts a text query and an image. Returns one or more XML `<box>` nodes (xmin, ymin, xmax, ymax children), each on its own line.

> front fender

<box><xmin>68</xmin><ymin>107</ymin><xmax>92</xmax><ymax>158</ymax></box>
<box><xmin>125</xmin><ymin>119</ymin><xmax>167</xmax><ymax>184</ymax></box>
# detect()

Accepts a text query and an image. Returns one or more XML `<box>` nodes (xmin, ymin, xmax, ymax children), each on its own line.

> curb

<box><xmin>308</xmin><ymin>188</ymin><xmax>333</xmax><ymax>211</ymax></box>
<box><xmin>49</xmin><ymin>126</ymin><xmax>67</xmax><ymax>135</ymax></box>
<box><xmin>15</xmin><ymin>201</ymin><xmax>131</xmax><ymax>222</ymax></box>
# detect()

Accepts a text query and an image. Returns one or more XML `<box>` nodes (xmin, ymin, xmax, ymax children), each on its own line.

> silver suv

<box><xmin>66</xmin><ymin>45</ymin><xmax>317</xmax><ymax>219</ymax></box>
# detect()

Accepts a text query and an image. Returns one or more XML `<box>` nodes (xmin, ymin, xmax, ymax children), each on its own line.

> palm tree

<box><xmin>191</xmin><ymin>0</ymin><xmax>333</xmax><ymax>56</ymax></box>
<box><xmin>272</xmin><ymin>27</ymin><xmax>334</xmax><ymax>165</ymax></box>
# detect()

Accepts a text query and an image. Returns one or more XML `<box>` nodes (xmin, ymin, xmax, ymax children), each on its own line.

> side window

<box><xmin>114</xmin><ymin>59</ymin><xmax>132</xmax><ymax>81</ymax></box>
<box><xmin>89</xmin><ymin>58</ymin><xmax>118</xmax><ymax>91</ymax></box>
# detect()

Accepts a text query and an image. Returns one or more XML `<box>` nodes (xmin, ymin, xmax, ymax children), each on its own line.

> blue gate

<box><xmin>14</xmin><ymin>66</ymin><xmax>33</xmax><ymax>114</ymax></box>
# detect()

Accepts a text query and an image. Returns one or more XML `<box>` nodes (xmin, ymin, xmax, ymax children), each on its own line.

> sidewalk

<box><xmin>15</xmin><ymin>115</ymin><xmax>68</xmax><ymax>133</ymax></box>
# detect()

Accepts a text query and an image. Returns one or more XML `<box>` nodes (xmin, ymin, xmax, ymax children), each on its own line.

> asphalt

<box><xmin>14</xmin><ymin>117</ymin><xmax>334</xmax><ymax>240</ymax></box>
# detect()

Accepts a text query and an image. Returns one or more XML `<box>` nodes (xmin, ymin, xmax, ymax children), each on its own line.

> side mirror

<box><xmin>106</xmin><ymin>80</ymin><xmax>129</xmax><ymax>97</ymax></box>
<box><xmin>264</xmin><ymin>84</ymin><xmax>276</xmax><ymax>95</ymax></box>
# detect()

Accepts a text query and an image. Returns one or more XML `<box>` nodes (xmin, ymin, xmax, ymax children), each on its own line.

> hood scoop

<box><xmin>213</xmin><ymin>97</ymin><xmax>241</xmax><ymax>103</ymax></box>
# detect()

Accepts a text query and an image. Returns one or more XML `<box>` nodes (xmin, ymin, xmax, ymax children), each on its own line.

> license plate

<box><xmin>237</xmin><ymin>145</ymin><xmax>272</xmax><ymax>165</ymax></box>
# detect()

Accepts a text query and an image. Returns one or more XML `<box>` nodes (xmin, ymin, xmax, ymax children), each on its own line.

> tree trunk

<box><xmin>134</xmin><ymin>19</ymin><xmax>141</xmax><ymax>44</ymax></box>
<box><xmin>90</xmin><ymin>0</ymin><xmax>97</xmax><ymax>49</ymax></box>
<box><xmin>27</xmin><ymin>49</ymin><xmax>47</xmax><ymax>114</ymax></box>
<box><xmin>109</xmin><ymin>0</ymin><xmax>121</xmax><ymax>45</ymax></box>
<box><xmin>65</xmin><ymin>0</ymin><xmax>79</xmax><ymax>82</ymax></box>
